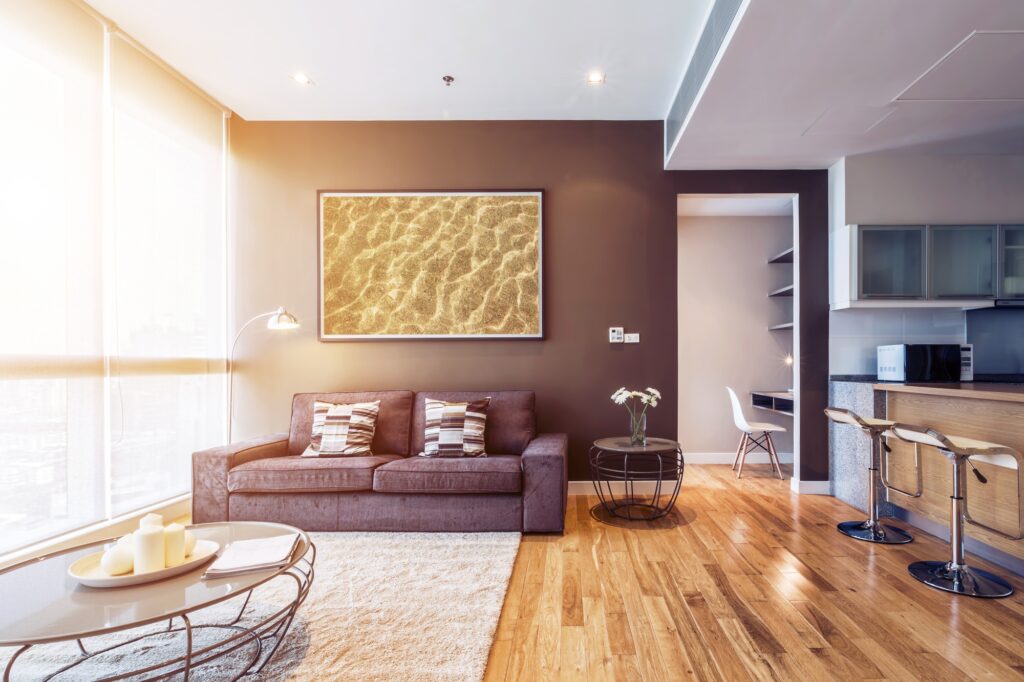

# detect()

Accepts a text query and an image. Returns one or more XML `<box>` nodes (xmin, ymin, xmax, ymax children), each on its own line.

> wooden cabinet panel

<box><xmin>884</xmin><ymin>391</ymin><xmax>1023</xmax><ymax>557</ymax></box>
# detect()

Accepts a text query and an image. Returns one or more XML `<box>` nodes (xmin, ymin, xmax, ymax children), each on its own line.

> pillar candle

<box><xmin>183</xmin><ymin>530</ymin><xmax>197</xmax><ymax>557</ymax></box>
<box><xmin>139</xmin><ymin>513</ymin><xmax>164</xmax><ymax>529</ymax></box>
<box><xmin>164</xmin><ymin>523</ymin><xmax>185</xmax><ymax>567</ymax></box>
<box><xmin>134</xmin><ymin>526</ymin><xmax>165</xmax><ymax>573</ymax></box>
<box><xmin>101</xmin><ymin>545</ymin><xmax>134</xmax><ymax>576</ymax></box>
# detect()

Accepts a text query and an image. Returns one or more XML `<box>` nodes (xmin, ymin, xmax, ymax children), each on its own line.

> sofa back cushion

<box><xmin>412</xmin><ymin>391</ymin><xmax>535</xmax><ymax>456</ymax></box>
<box><xmin>289</xmin><ymin>391</ymin><xmax>414</xmax><ymax>456</ymax></box>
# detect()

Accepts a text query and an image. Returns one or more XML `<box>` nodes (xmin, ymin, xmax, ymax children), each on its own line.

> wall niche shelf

<box><xmin>767</xmin><ymin>247</ymin><xmax>793</xmax><ymax>264</ymax></box>
<box><xmin>768</xmin><ymin>284</ymin><xmax>794</xmax><ymax>298</ymax></box>
<box><xmin>769</xmin><ymin>322</ymin><xmax>793</xmax><ymax>331</ymax></box>
<box><xmin>751</xmin><ymin>390</ymin><xmax>794</xmax><ymax>417</ymax></box>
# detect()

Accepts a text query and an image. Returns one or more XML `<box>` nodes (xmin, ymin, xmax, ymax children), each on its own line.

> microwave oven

<box><xmin>876</xmin><ymin>344</ymin><xmax>973</xmax><ymax>382</ymax></box>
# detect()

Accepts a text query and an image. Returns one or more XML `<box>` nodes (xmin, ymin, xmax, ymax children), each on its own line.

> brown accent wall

<box><xmin>229</xmin><ymin>119</ymin><xmax>828</xmax><ymax>480</ymax></box>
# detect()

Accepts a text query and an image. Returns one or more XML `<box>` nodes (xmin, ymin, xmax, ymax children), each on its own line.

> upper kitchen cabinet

<box><xmin>929</xmin><ymin>225</ymin><xmax>996</xmax><ymax>299</ymax></box>
<box><xmin>830</xmin><ymin>224</ymin><xmax>998</xmax><ymax>310</ymax></box>
<box><xmin>859</xmin><ymin>225</ymin><xmax>925</xmax><ymax>299</ymax></box>
<box><xmin>1000</xmin><ymin>225</ymin><xmax>1024</xmax><ymax>299</ymax></box>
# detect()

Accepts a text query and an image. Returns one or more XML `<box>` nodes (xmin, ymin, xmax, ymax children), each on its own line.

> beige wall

<box><xmin>677</xmin><ymin>215</ymin><xmax>794</xmax><ymax>455</ymax></box>
<box><xmin>843</xmin><ymin>153</ymin><xmax>1024</xmax><ymax>224</ymax></box>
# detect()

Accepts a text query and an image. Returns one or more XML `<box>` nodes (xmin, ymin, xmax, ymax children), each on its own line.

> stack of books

<box><xmin>203</xmin><ymin>533</ymin><xmax>300</xmax><ymax>579</ymax></box>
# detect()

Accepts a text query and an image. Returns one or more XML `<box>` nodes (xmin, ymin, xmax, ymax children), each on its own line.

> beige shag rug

<box><xmin>1</xmin><ymin>532</ymin><xmax>521</xmax><ymax>681</ymax></box>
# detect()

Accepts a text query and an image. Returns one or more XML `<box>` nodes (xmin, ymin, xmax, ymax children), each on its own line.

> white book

<box><xmin>203</xmin><ymin>533</ymin><xmax>300</xmax><ymax>578</ymax></box>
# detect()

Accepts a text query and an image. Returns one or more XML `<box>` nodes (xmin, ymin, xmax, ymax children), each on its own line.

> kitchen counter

<box><xmin>872</xmin><ymin>382</ymin><xmax>1024</xmax><ymax>403</ymax></box>
<box><xmin>830</xmin><ymin>374</ymin><xmax>1024</xmax><ymax>384</ymax></box>
<box><xmin>872</xmin><ymin>382</ymin><xmax>1024</xmax><ymax>568</ymax></box>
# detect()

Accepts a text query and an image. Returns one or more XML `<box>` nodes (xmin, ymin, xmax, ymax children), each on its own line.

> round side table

<box><xmin>589</xmin><ymin>437</ymin><xmax>684</xmax><ymax>520</ymax></box>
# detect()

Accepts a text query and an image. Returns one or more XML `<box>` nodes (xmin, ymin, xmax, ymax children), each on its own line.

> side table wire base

<box><xmin>589</xmin><ymin>438</ymin><xmax>684</xmax><ymax>521</ymax></box>
<box><xmin>4</xmin><ymin>542</ymin><xmax>316</xmax><ymax>682</ymax></box>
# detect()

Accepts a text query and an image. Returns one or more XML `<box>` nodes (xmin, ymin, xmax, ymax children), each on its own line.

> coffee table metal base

<box><xmin>3</xmin><ymin>542</ymin><xmax>316</xmax><ymax>682</ymax></box>
<box><xmin>589</xmin><ymin>439</ymin><xmax>684</xmax><ymax>521</ymax></box>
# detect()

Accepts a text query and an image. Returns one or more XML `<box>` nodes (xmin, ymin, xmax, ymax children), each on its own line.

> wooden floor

<box><xmin>485</xmin><ymin>464</ymin><xmax>1024</xmax><ymax>681</ymax></box>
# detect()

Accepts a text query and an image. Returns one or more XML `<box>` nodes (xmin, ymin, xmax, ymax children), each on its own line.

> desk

<box><xmin>750</xmin><ymin>390</ymin><xmax>794</xmax><ymax>417</ymax></box>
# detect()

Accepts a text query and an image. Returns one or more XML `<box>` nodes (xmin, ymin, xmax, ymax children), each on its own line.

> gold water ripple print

<box><xmin>319</xmin><ymin>192</ymin><xmax>542</xmax><ymax>338</ymax></box>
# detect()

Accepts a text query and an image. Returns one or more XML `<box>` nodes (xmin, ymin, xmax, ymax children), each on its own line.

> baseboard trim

<box><xmin>684</xmin><ymin>451</ymin><xmax>793</xmax><ymax>464</ymax></box>
<box><xmin>568</xmin><ymin>480</ymin><xmax>667</xmax><ymax>495</ymax></box>
<box><xmin>790</xmin><ymin>479</ymin><xmax>831</xmax><ymax>495</ymax></box>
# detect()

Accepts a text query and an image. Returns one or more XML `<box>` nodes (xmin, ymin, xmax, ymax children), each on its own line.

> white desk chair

<box><xmin>726</xmin><ymin>387</ymin><xmax>785</xmax><ymax>479</ymax></box>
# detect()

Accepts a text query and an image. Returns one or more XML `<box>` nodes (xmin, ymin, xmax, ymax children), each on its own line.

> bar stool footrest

<box><xmin>837</xmin><ymin>520</ymin><xmax>913</xmax><ymax>544</ymax></box>
<box><xmin>908</xmin><ymin>560</ymin><xmax>1014</xmax><ymax>598</ymax></box>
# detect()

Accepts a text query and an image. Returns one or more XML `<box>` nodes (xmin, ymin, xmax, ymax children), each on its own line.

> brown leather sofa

<box><xmin>192</xmin><ymin>390</ymin><xmax>568</xmax><ymax>533</ymax></box>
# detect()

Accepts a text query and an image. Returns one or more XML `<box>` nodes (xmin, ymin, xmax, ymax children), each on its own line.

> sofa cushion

<box><xmin>229</xmin><ymin>455</ymin><xmax>403</xmax><ymax>494</ymax></box>
<box><xmin>309</xmin><ymin>399</ymin><xmax>380</xmax><ymax>456</ymax></box>
<box><xmin>372</xmin><ymin>455</ymin><xmax>522</xmax><ymax>494</ymax></box>
<box><xmin>289</xmin><ymin>391</ymin><xmax>414</xmax><ymax>457</ymax></box>
<box><xmin>422</xmin><ymin>397</ymin><xmax>490</xmax><ymax>457</ymax></box>
<box><xmin>412</xmin><ymin>391</ymin><xmax>535</xmax><ymax>456</ymax></box>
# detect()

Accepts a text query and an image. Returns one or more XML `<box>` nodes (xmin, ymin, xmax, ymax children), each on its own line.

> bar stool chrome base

<box><xmin>837</xmin><ymin>520</ymin><xmax>913</xmax><ymax>544</ymax></box>
<box><xmin>908</xmin><ymin>560</ymin><xmax>1014</xmax><ymax>598</ymax></box>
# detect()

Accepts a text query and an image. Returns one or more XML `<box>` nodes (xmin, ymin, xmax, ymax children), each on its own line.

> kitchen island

<box><xmin>829</xmin><ymin>378</ymin><xmax>1024</xmax><ymax>570</ymax></box>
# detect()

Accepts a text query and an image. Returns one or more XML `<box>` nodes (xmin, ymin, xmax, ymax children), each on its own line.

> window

<box><xmin>0</xmin><ymin>1</ymin><xmax>226</xmax><ymax>555</ymax></box>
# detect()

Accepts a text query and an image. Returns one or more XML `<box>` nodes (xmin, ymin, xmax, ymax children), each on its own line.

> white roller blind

<box><xmin>0</xmin><ymin>1</ymin><xmax>227</xmax><ymax>554</ymax></box>
<box><xmin>109</xmin><ymin>35</ymin><xmax>226</xmax><ymax>515</ymax></box>
<box><xmin>0</xmin><ymin>0</ymin><xmax>106</xmax><ymax>554</ymax></box>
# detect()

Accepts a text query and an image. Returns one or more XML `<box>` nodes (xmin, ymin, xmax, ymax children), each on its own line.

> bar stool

<box><xmin>890</xmin><ymin>423</ymin><xmax>1023</xmax><ymax>598</ymax></box>
<box><xmin>726</xmin><ymin>387</ymin><xmax>785</xmax><ymax>479</ymax></box>
<box><xmin>824</xmin><ymin>407</ymin><xmax>917</xmax><ymax>544</ymax></box>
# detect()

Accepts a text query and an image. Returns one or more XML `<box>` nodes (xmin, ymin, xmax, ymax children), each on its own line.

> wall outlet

<box><xmin>608</xmin><ymin>327</ymin><xmax>624</xmax><ymax>343</ymax></box>
<box><xmin>624</xmin><ymin>333</ymin><xmax>640</xmax><ymax>344</ymax></box>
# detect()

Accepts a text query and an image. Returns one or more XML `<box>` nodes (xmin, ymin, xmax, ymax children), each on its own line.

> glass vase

<box><xmin>630</xmin><ymin>412</ymin><xmax>647</xmax><ymax>446</ymax></box>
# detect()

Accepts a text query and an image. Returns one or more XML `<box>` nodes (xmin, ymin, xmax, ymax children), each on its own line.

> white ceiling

<box><xmin>666</xmin><ymin>0</ymin><xmax>1024</xmax><ymax>169</ymax></box>
<box><xmin>677</xmin><ymin>194</ymin><xmax>794</xmax><ymax>217</ymax></box>
<box><xmin>86</xmin><ymin>0</ymin><xmax>714</xmax><ymax>121</ymax></box>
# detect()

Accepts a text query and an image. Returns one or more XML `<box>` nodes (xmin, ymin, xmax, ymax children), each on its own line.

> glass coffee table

<box><xmin>0</xmin><ymin>521</ymin><xmax>315</xmax><ymax>681</ymax></box>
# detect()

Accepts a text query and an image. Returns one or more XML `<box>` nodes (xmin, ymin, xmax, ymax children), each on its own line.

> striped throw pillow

<box><xmin>421</xmin><ymin>398</ymin><xmax>490</xmax><ymax>457</ymax></box>
<box><xmin>307</xmin><ymin>400</ymin><xmax>380</xmax><ymax>456</ymax></box>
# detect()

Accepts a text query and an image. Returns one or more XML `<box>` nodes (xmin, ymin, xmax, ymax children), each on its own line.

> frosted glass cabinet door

<box><xmin>1002</xmin><ymin>225</ymin><xmax>1024</xmax><ymax>298</ymax></box>
<box><xmin>859</xmin><ymin>226</ymin><xmax>925</xmax><ymax>298</ymax></box>
<box><xmin>930</xmin><ymin>225</ymin><xmax>995</xmax><ymax>298</ymax></box>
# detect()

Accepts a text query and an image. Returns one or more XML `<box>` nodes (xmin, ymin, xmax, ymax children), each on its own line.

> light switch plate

<box><xmin>624</xmin><ymin>333</ymin><xmax>640</xmax><ymax>344</ymax></box>
<box><xmin>608</xmin><ymin>327</ymin><xmax>624</xmax><ymax>343</ymax></box>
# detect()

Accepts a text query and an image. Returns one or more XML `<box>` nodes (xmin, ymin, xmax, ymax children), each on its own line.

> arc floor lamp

<box><xmin>227</xmin><ymin>306</ymin><xmax>299</xmax><ymax>442</ymax></box>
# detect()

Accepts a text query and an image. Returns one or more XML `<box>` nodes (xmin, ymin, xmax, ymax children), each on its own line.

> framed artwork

<box><xmin>318</xmin><ymin>191</ymin><xmax>543</xmax><ymax>340</ymax></box>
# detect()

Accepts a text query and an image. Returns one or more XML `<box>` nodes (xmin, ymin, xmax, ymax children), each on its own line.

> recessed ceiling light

<box><xmin>291</xmin><ymin>72</ymin><xmax>314</xmax><ymax>86</ymax></box>
<box><xmin>586</xmin><ymin>71</ymin><xmax>606</xmax><ymax>86</ymax></box>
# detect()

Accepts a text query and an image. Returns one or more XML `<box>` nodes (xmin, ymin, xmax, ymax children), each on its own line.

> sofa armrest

<box><xmin>192</xmin><ymin>433</ymin><xmax>289</xmax><ymax>523</ymax></box>
<box><xmin>521</xmin><ymin>433</ymin><xmax>568</xmax><ymax>532</ymax></box>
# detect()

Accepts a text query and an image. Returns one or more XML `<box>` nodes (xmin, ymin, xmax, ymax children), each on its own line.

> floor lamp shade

<box><xmin>228</xmin><ymin>307</ymin><xmax>299</xmax><ymax>441</ymax></box>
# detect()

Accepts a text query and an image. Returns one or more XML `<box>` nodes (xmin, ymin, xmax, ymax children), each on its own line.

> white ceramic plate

<box><xmin>68</xmin><ymin>539</ymin><xmax>220</xmax><ymax>589</ymax></box>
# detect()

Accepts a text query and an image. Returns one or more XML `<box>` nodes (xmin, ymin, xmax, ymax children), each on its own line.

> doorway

<box><xmin>676</xmin><ymin>193</ymin><xmax>805</xmax><ymax>486</ymax></box>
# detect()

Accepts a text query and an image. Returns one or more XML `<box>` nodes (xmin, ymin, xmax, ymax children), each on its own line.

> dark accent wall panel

<box><xmin>230</xmin><ymin>119</ymin><xmax>829</xmax><ymax>481</ymax></box>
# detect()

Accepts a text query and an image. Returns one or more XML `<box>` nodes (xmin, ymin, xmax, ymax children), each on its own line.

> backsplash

<box><xmin>967</xmin><ymin>308</ymin><xmax>1024</xmax><ymax>374</ymax></box>
<box><xmin>828</xmin><ymin>308</ymin><xmax>966</xmax><ymax>375</ymax></box>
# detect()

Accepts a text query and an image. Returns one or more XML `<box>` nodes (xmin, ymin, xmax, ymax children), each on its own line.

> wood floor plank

<box><xmin>485</xmin><ymin>464</ymin><xmax>1024</xmax><ymax>681</ymax></box>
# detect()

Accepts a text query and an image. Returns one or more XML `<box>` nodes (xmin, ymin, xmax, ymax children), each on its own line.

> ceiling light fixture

<box><xmin>442</xmin><ymin>75</ymin><xmax>455</xmax><ymax>87</ymax></box>
<box><xmin>586</xmin><ymin>71</ymin><xmax>606</xmax><ymax>86</ymax></box>
<box><xmin>291</xmin><ymin>72</ymin><xmax>314</xmax><ymax>86</ymax></box>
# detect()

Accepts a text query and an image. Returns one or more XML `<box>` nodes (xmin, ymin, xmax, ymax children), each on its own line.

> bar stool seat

<box><xmin>824</xmin><ymin>407</ymin><xmax>913</xmax><ymax>544</ymax></box>
<box><xmin>890</xmin><ymin>423</ymin><xmax>1023</xmax><ymax>599</ymax></box>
